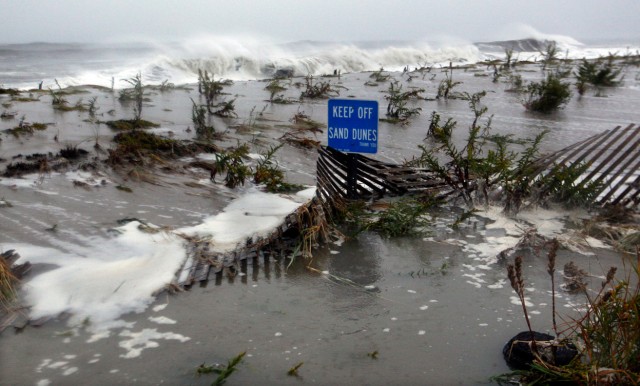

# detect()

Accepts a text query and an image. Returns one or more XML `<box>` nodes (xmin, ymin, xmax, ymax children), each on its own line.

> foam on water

<box><xmin>3</xmin><ymin>188</ymin><xmax>316</xmax><ymax>334</ymax></box>
<box><xmin>8</xmin><ymin>221</ymin><xmax>187</xmax><ymax>331</ymax></box>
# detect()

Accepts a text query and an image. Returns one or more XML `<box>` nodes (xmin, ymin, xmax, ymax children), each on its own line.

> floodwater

<box><xmin>1</xmin><ymin>62</ymin><xmax>639</xmax><ymax>385</ymax></box>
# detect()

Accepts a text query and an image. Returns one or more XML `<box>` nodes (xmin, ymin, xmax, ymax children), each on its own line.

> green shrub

<box><xmin>575</xmin><ymin>57</ymin><xmax>623</xmax><ymax>95</ymax></box>
<box><xmin>523</xmin><ymin>73</ymin><xmax>572</xmax><ymax>113</ymax></box>
<box><xmin>384</xmin><ymin>81</ymin><xmax>423</xmax><ymax>122</ymax></box>
<box><xmin>253</xmin><ymin>144</ymin><xmax>301</xmax><ymax>193</ymax></box>
<box><xmin>213</xmin><ymin>144</ymin><xmax>251</xmax><ymax>188</ymax></box>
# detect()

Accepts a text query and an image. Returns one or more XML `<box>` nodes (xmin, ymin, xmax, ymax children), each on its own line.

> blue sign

<box><xmin>328</xmin><ymin>99</ymin><xmax>378</xmax><ymax>154</ymax></box>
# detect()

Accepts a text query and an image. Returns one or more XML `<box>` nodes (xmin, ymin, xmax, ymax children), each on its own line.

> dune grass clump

<box><xmin>369</xmin><ymin>68</ymin><xmax>391</xmax><ymax>83</ymax></box>
<box><xmin>280</xmin><ymin>110</ymin><xmax>323</xmax><ymax>149</ymax></box>
<box><xmin>198</xmin><ymin>69</ymin><xmax>232</xmax><ymax>113</ymax></box>
<box><xmin>107</xmin><ymin>130</ymin><xmax>209</xmax><ymax>166</ymax></box>
<box><xmin>104</xmin><ymin>119</ymin><xmax>159</xmax><ymax>131</ymax></box>
<box><xmin>2</xmin><ymin>156</ymin><xmax>53</xmax><ymax>178</ymax></box>
<box><xmin>540</xmin><ymin>41</ymin><xmax>560</xmax><ymax>70</ymax></box>
<box><xmin>436</xmin><ymin>63</ymin><xmax>463</xmax><ymax>100</ymax></box>
<box><xmin>287</xmin><ymin>362</ymin><xmax>304</xmax><ymax>376</ymax></box>
<box><xmin>211</xmin><ymin>144</ymin><xmax>251</xmax><ymax>188</ymax></box>
<box><xmin>119</xmin><ymin>73</ymin><xmax>145</xmax><ymax>121</ymax></box>
<box><xmin>336</xmin><ymin>196</ymin><xmax>437</xmax><ymax>238</ymax></box>
<box><xmin>58</xmin><ymin>144</ymin><xmax>89</xmax><ymax>160</ymax></box>
<box><xmin>368</xmin><ymin>197</ymin><xmax>434</xmax><ymax>237</ymax></box>
<box><xmin>536</xmin><ymin>162</ymin><xmax>603</xmax><ymax>208</ymax></box>
<box><xmin>191</xmin><ymin>99</ymin><xmax>217</xmax><ymax>141</ymax></box>
<box><xmin>0</xmin><ymin>87</ymin><xmax>20</xmax><ymax>96</ymax></box>
<box><xmin>212</xmin><ymin>98</ymin><xmax>238</xmax><ymax>118</ymax></box>
<box><xmin>265</xmin><ymin>79</ymin><xmax>290</xmax><ymax>103</ymax></box>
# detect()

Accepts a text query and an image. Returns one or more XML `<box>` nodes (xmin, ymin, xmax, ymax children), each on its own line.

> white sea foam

<box><xmin>177</xmin><ymin>188</ymin><xmax>314</xmax><ymax>253</ymax></box>
<box><xmin>9</xmin><ymin>221</ymin><xmax>186</xmax><ymax>331</ymax></box>
<box><xmin>5</xmin><ymin>188</ymin><xmax>315</xmax><ymax>334</ymax></box>
<box><xmin>149</xmin><ymin>316</ymin><xmax>177</xmax><ymax>325</ymax></box>
<box><xmin>118</xmin><ymin>328</ymin><xmax>190</xmax><ymax>358</ymax></box>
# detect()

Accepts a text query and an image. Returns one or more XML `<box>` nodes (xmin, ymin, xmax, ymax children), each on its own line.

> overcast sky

<box><xmin>2</xmin><ymin>0</ymin><xmax>639</xmax><ymax>44</ymax></box>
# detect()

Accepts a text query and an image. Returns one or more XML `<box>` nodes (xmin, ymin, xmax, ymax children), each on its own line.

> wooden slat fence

<box><xmin>527</xmin><ymin>123</ymin><xmax>640</xmax><ymax>207</ymax></box>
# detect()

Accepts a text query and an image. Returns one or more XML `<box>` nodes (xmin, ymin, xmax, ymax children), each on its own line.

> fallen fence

<box><xmin>178</xmin><ymin>197</ymin><xmax>326</xmax><ymax>287</ymax></box>
<box><xmin>526</xmin><ymin>123</ymin><xmax>640</xmax><ymax>207</ymax></box>
<box><xmin>317</xmin><ymin>124</ymin><xmax>640</xmax><ymax>208</ymax></box>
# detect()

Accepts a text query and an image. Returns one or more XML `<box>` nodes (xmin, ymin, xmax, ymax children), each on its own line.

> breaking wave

<box><xmin>2</xmin><ymin>29</ymin><xmax>639</xmax><ymax>89</ymax></box>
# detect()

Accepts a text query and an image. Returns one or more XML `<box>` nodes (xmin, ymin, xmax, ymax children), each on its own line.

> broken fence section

<box><xmin>178</xmin><ymin>197</ymin><xmax>326</xmax><ymax>288</ymax></box>
<box><xmin>316</xmin><ymin>145</ymin><xmax>450</xmax><ymax>203</ymax></box>
<box><xmin>527</xmin><ymin>123</ymin><xmax>640</xmax><ymax>207</ymax></box>
<box><xmin>317</xmin><ymin>123</ymin><xmax>640</xmax><ymax>208</ymax></box>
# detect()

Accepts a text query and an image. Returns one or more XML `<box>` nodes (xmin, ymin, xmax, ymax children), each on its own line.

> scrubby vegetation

<box><xmin>104</xmin><ymin>119</ymin><xmax>159</xmax><ymax>131</ymax></box>
<box><xmin>196</xmin><ymin>351</ymin><xmax>246</xmax><ymax>385</ymax></box>
<box><xmin>299</xmin><ymin>75</ymin><xmax>341</xmax><ymax>99</ymax></box>
<box><xmin>280</xmin><ymin>110</ymin><xmax>323</xmax><ymax>149</ymax></box>
<box><xmin>575</xmin><ymin>56</ymin><xmax>624</xmax><ymax>95</ymax></box>
<box><xmin>436</xmin><ymin>64</ymin><xmax>463</xmax><ymax>99</ymax></box>
<box><xmin>253</xmin><ymin>144</ymin><xmax>302</xmax><ymax>192</ymax></box>
<box><xmin>106</xmin><ymin>130</ymin><xmax>217</xmax><ymax>167</ymax></box>
<box><xmin>383</xmin><ymin>81</ymin><xmax>423</xmax><ymax>123</ymax></box>
<box><xmin>211</xmin><ymin>143</ymin><xmax>252</xmax><ymax>188</ymax></box>
<box><xmin>408</xmin><ymin>92</ymin><xmax>546</xmax><ymax>210</ymax></box>
<box><xmin>197</xmin><ymin>69</ymin><xmax>232</xmax><ymax>113</ymax></box>
<box><xmin>0</xmin><ymin>254</ymin><xmax>19</xmax><ymax>312</ymax></box>
<box><xmin>333</xmin><ymin>196</ymin><xmax>438</xmax><ymax>238</ymax></box>
<box><xmin>523</xmin><ymin>73</ymin><xmax>572</xmax><ymax>113</ymax></box>
<box><xmin>191</xmin><ymin>99</ymin><xmax>217</xmax><ymax>141</ymax></box>
<box><xmin>265</xmin><ymin>79</ymin><xmax>290</xmax><ymax>103</ymax></box>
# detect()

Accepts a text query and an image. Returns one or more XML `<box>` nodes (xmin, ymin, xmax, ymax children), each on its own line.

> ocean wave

<box><xmin>2</xmin><ymin>33</ymin><xmax>639</xmax><ymax>89</ymax></box>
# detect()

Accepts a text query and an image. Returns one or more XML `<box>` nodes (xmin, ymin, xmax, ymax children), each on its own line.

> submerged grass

<box><xmin>287</xmin><ymin>362</ymin><xmax>304</xmax><ymax>376</ymax></box>
<box><xmin>107</xmin><ymin>130</ymin><xmax>218</xmax><ymax>167</ymax></box>
<box><xmin>104</xmin><ymin>119</ymin><xmax>159</xmax><ymax>131</ymax></box>
<box><xmin>4</xmin><ymin>121</ymin><xmax>48</xmax><ymax>137</ymax></box>
<box><xmin>196</xmin><ymin>351</ymin><xmax>246</xmax><ymax>385</ymax></box>
<box><xmin>336</xmin><ymin>196</ymin><xmax>437</xmax><ymax>238</ymax></box>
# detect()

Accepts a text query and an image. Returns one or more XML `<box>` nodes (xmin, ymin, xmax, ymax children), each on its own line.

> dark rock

<box><xmin>503</xmin><ymin>331</ymin><xmax>578</xmax><ymax>370</ymax></box>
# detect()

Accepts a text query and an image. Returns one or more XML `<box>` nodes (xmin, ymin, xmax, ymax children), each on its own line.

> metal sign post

<box><xmin>327</xmin><ymin>99</ymin><xmax>379</xmax><ymax>198</ymax></box>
